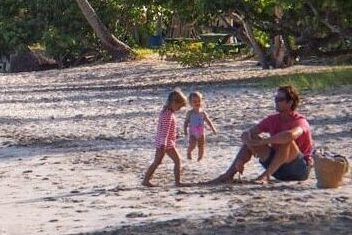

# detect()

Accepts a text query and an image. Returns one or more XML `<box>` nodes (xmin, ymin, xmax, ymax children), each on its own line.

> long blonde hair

<box><xmin>164</xmin><ymin>89</ymin><xmax>187</xmax><ymax>110</ymax></box>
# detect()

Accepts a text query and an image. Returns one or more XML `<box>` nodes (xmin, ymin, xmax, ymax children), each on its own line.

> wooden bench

<box><xmin>164</xmin><ymin>38</ymin><xmax>201</xmax><ymax>44</ymax></box>
<box><xmin>199</xmin><ymin>33</ymin><xmax>245</xmax><ymax>54</ymax></box>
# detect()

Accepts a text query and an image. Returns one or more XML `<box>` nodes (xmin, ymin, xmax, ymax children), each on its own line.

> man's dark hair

<box><xmin>278</xmin><ymin>85</ymin><xmax>300</xmax><ymax>111</ymax></box>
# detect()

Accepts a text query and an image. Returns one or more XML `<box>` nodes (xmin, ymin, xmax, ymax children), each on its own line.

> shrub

<box><xmin>158</xmin><ymin>41</ymin><xmax>226</xmax><ymax>67</ymax></box>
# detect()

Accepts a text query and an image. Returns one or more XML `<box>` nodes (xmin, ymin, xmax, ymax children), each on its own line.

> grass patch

<box><xmin>133</xmin><ymin>48</ymin><xmax>157</xmax><ymax>59</ymax></box>
<box><xmin>257</xmin><ymin>68</ymin><xmax>352</xmax><ymax>90</ymax></box>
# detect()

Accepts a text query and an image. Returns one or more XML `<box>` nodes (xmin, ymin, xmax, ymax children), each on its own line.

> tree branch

<box><xmin>305</xmin><ymin>1</ymin><xmax>341</xmax><ymax>34</ymax></box>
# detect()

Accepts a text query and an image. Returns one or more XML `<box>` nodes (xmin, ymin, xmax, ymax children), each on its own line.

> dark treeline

<box><xmin>1</xmin><ymin>0</ymin><xmax>351</xmax><ymax>70</ymax></box>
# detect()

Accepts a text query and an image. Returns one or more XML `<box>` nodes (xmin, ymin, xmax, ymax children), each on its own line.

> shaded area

<box><xmin>87</xmin><ymin>216</ymin><xmax>352</xmax><ymax>235</ymax></box>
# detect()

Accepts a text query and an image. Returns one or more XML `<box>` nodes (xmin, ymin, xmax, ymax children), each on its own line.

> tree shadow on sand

<box><xmin>88</xmin><ymin>211</ymin><xmax>352</xmax><ymax>235</ymax></box>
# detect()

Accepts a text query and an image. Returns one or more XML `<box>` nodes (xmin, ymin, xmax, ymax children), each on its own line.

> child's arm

<box><xmin>204</xmin><ymin>111</ymin><xmax>217</xmax><ymax>134</ymax></box>
<box><xmin>183</xmin><ymin>111</ymin><xmax>190</xmax><ymax>136</ymax></box>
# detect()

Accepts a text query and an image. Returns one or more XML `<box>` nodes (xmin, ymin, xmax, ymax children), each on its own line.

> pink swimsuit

<box><xmin>189</xmin><ymin>111</ymin><xmax>205</xmax><ymax>138</ymax></box>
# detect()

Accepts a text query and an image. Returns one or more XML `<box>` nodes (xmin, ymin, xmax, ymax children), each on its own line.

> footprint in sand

<box><xmin>70</xmin><ymin>190</ymin><xmax>80</xmax><ymax>194</ymax></box>
<box><xmin>334</xmin><ymin>196</ymin><xmax>349</xmax><ymax>203</ymax></box>
<box><xmin>71</xmin><ymin>199</ymin><xmax>84</xmax><ymax>203</ymax></box>
<box><xmin>125</xmin><ymin>212</ymin><xmax>149</xmax><ymax>218</ymax></box>
<box><xmin>44</xmin><ymin>197</ymin><xmax>57</xmax><ymax>202</ymax></box>
<box><xmin>91</xmin><ymin>189</ymin><xmax>106</xmax><ymax>196</ymax></box>
<box><xmin>76</xmin><ymin>210</ymin><xmax>89</xmax><ymax>213</ymax></box>
<box><xmin>176</xmin><ymin>190</ymin><xmax>188</xmax><ymax>195</ymax></box>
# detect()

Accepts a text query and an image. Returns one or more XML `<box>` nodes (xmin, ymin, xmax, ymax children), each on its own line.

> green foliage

<box><xmin>42</xmin><ymin>27</ymin><xmax>81</xmax><ymax>66</ymax></box>
<box><xmin>200</xmin><ymin>0</ymin><xmax>352</xmax><ymax>59</ymax></box>
<box><xmin>133</xmin><ymin>48</ymin><xmax>157</xmax><ymax>59</ymax></box>
<box><xmin>0</xmin><ymin>0</ymin><xmax>43</xmax><ymax>54</ymax></box>
<box><xmin>257</xmin><ymin>68</ymin><xmax>352</xmax><ymax>90</ymax></box>
<box><xmin>38</xmin><ymin>1</ymin><xmax>101</xmax><ymax>66</ymax></box>
<box><xmin>0</xmin><ymin>0</ymin><xmax>162</xmax><ymax>65</ymax></box>
<box><xmin>158</xmin><ymin>41</ymin><xmax>228</xmax><ymax>67</ymax></box>
<box><xmin>1</xmin><ymin>0</ymin><xmax>352</xmax><ymax>68</ymax></box>
<box><xmin>253</xmin><ymin>29</ymin><xmax>270</xmax><ymax>48</ymax></box>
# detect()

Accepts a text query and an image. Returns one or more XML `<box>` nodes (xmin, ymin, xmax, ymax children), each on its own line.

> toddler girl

<box><xmin>184</xmin><ymin>91</ymin><xmax>217</xmax><ymax>161</ymax></box>
<box><xmin>142</xmin><ymin>89</ymin><xmax>187</xmax><ymax>187</ymax></box>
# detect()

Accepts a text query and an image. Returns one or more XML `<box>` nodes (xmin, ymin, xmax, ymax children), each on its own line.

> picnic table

<box><xmin>164</xmin><ymin>37</ymin><xmax>201</xmax><ymax>44</ymax></box>
<box><xmin>199</xmin><ymin>33</ymin><xmax>245</xmax><ymax>54</ymax></box>
<box><xmin>199</xmin><ymin>33</ymin><xmax>228</xmax><ymax>44</ymax></box>
<box><xmin>164</xmin><ymin>34</ymin><xmax>246</xmax><ymax>54</ymax></box>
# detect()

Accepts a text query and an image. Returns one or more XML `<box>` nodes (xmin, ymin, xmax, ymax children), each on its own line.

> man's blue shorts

<box><xmin>259</xmin><ymin>148</ymin><xmax>310</xmax><ymax>181</ymax></box>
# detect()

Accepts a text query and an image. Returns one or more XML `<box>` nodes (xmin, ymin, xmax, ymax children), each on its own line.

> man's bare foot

<box><xmin>252</xmin><ymin>179</ymin><xmax>269</xmax><ymax>185</ymax></box>
<box><xmin>204</xmin><ymin>173</ymin><xmax>234</xmax><ymax>185</ymax></box>
<box><xmin>253</xmin><ymin>174</ymin><xmax>270</xmax><ymax>185</ymax></box>
<box><xmin>197</xmin><ymin>156</ymin><xmax>203</xmax><ymax>162</ymax></box>
<box><xmin>142</xmin><ymin>181</ymin><xmax>157</xmax><ymax>187</ymax></box>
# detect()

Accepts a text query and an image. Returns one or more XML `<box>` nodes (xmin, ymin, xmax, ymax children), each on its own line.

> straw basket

<box><xmin>314</xmin><ymin>153</ymin><xmax>349</xmax><ymax>189</ymax></box>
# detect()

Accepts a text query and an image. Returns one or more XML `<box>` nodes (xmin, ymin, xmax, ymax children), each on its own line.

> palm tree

<box><xmin>75</xmin><ymin>0</ymin><xmax>134</xmax><ymax>61</ymax></box>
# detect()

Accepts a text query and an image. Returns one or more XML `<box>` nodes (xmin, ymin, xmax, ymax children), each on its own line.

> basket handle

<box><xmin>334</xmin><ymin>155</ymin><xmax>349</xmax><ymax>173</ymax></box>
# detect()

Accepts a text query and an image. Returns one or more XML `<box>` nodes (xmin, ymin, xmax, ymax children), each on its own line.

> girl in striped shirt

<box><xmin>142</xmin><ymin>90</ymin><xmax>187</xmax><ymax>187</ymax></box>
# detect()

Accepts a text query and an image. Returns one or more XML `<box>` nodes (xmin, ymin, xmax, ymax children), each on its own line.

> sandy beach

<box><xmin>0</xmin><ymin>58</ymin><xmax>351</xmax><ymax>235</ymax></box>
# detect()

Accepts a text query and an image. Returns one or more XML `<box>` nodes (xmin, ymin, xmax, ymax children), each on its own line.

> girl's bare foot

<box><xmin>142</xmin><ymin>181</ymin><xmax>157</xmax><ymax>187</ymax></box>
<box><xmin>187</xmin><ymin>153</ymin><xmax>192</xmax><ymax>160</ymax></box>
<box><xmin>175</xmin><ymin>182</ymin><xmax>184</xmax><ymax>187</ymax></box>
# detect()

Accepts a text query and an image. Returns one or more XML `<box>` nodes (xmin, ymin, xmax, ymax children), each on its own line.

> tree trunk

<box><xmin>271</xmin><ymin>34</ymin><xmax>285</xmax><ymax>68</ymax></box>
<box><xmin>231</xmin><ymin>12</ymin><xmax>269</xmax><ymax>69</ymax></box>
<box><xmin>242</xmin><ymin>21</ymin><xmax>269</xmax><ymax>69</ymax></box>
<box><xmin>75</xmin><ymin>0</ymin><xmax>134</xmax><ymax>61</ymax></box>
<box><xmin>268</xmin><ymin>6</ymin><xmax>294</xmax><ymax>68</ymax></box>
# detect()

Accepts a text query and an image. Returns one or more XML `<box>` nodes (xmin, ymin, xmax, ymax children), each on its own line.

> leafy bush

<box><xmin>133</xmin><ymin>48</ymin><xmax>157</xmax><ymax>59</ymax></box>
<box><xmin>158</xmin><ymin>41</ymin><xmax>227</xmax><ymax>67</ymax></box>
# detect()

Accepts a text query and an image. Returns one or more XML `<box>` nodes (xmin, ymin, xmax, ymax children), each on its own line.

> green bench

<box><xmin>199</xmin><ymin>33</ymin><xmax>245</xmax><ymax>54</ymax></box>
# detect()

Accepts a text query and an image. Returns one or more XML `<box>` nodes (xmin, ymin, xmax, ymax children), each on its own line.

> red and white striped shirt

<box><xmin>155</xmin><ymin>108</ymin><xmax>177</xmax><ymax>149</ymax></box>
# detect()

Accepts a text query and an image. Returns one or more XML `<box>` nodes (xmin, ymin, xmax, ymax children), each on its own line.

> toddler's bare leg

<box><xmin>187</xmin><ymin>136</ymin><xmax>197</xmax><ymax>160</ymax></box>
<box><xmin>197</xmin><ymin>135</ymin><xmax>205</xmax><ymax>161</ymax></box>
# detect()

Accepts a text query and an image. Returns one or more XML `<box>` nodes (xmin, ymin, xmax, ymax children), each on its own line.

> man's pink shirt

<box><xmin>257</xmin><ymin>112</ymin><xmax>313</xmax><ymax>162</ymax></box>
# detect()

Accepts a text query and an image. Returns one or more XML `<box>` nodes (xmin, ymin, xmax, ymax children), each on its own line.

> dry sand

<box><xmin>0</xmin><ymin>59</ymin><xmax>351</xmax><ymax>235</ymax></box>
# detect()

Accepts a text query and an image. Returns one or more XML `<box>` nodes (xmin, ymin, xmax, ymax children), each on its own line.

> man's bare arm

<box><xmin>247</xmin><ymin>126</ymin><xmax>303</xmax><ymax>146</ymax></box>
<box><xmin>261</xmin><ymin>127</ymin><xmax>303</xmax><ymax>145</ymax></box>
<box><xmin>242</xmin><ymin>126</ymin><xmax>262</xmax><ymax>144</ymax></box>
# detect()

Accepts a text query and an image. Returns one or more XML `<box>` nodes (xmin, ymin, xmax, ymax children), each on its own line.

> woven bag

<box><xmin>313</xmin><ymin>151</ymin><xmax>349</xmax><ymax>189</ymax></box>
